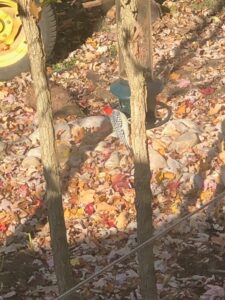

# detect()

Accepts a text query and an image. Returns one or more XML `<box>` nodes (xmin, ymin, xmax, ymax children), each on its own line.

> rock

<box><xmin>0</xmin><ymin>141</ymin><xmax>6</xmax><ymax>152</ymax></box>
<box><xmin>106</xmin><ymin>5</ymin><xmax>116</xmax><ymax>20</ymax></box>
<box><xmin>27</xmin><ymin>147</ymin><xmax>41</xmax><ymax>159</ymax></box>
<box><xmin>22</xmin><ymin>156</ymin><xmax>41</xmax><ymax>169</ymax></box>
<box><xmin>95</xmin><ymin>87</ymin><xmax>114</xmax><ymax>101</ymax></box>
<box><xmin>29</xmin><ymin>129</ymin><xmax>39</xmax><ymax>145</ymax></box>
<box><xmin>105</xmin><ymin>152</ymin><xmax>120</xmax><ymax>169</ymax></box>
<box><xmin>95</xmin><ymin>141</ymin><xmax>107</xmax><ymax>152</ymax></box>
<box><xmin>220</xmin><ymin>167</ymin><xmax>225</xmax><ymax>186</ymax></box>
<box><xmin>25</xmin><ymin>83</ymin><xmax>84</xmax><ymax>117</ymax></box>
<box><xmin>56</xmin><ymin>140</ymin><xmax>71</xmax><ymax>165</ymax></box>
<box><xmin>148</xmin><ymin>146</ymin><xmax>167</xmax><ymax>171</ymax></box>
<box><xmin>162</xmin><ymin>119</ymin><xmax>201</xmax><ymax>138</ymax></box>
<box><xmin>76</xmin><ymin>116</ymin><xmax>111</xmax><ymax>130</ymax></box>
<box><xmin>180</xmin><ymin>173</ymin><xmax>203</xmax><ymax>193</ymax></box>
<box><xmin>55</xmin><ymin>122</ymin><xmax>71</xmax><ymax>142</ymax></box>
<box><xmin>167</xmin><ymin>157</ymin><xmax>183</xmax><ymax>173</ymax></box>
<box><xmin>68</xmin><ymin>147</ymin><xmax>82</xmax><ymax>167</ymax></box>
<box><xmin>169</xmin><ymin>132</ymin><xmax>199</xmax><ymax>153</ymax></box>
<box><xmin>116</xmin><ymin>211</ymin><xmax>129</xmax><ymax>231</ymax></box>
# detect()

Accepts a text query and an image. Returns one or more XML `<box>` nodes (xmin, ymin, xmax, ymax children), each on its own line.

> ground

<box><xmin>0</xmin><ymin>0</ymin><xmax>225</xmax><ymax>299</ymax></box>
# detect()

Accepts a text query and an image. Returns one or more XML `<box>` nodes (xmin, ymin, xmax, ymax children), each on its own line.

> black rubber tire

<box><xmin>0</xmin><ymin>4</ymin><xmax>56</xmax><ymax>81</ymax></box>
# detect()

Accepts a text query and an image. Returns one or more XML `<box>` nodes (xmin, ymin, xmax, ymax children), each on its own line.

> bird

<box><xmin>102</xmin><ymin>105</ymin><xmax>131</xmax><ymax>148</ymax></box>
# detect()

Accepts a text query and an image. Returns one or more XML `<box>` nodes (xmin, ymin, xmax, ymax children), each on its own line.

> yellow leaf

<box><xmin>75</xmin><ymin>207</ymin><xmax>85</xmax><ymax>217</ymax></box>
<box><xmin>152</xmin><ymin>140</ymin><xmax>166</xmax><ymax>155</ymax></box>
<box><xmin>219</xmin><ymin>151</ymin><xmax>225</xmax><ymax>164</ymax></box>
<box><xmin>169</xmin><ymin>72</ymin><xmax>181</xmax><ymax>81</ymax></box>
<box><xmin>175</xmin><ymin>102</ymin><xmax>187</xmax><ymax>116</ymax></box>
<box><xmin>155</xmin><ymin>171</ymin><xmax>176</xmax><ymax>183</ymax></box>
<box><xmin>170</xmin><ymin>203</ymin><xmax>180</xmax><ymax>214</ymax></box>
<box><xmin>211</xmin><ymin>16</ymin><xmax>221</xmax><ymax>23</ymax></box>
<box><xmin>79</xmin><ymin>189</ymin><xmax>95</xmax><ymax>205</ymax></box>
<box><xmin>200</xmin><ymin>190</ymin><xmax>214</xmax><ymax>203</ymax></box>
<box><xmin>64</xmin><ymin>208</ymin><xmax>78</xmax><ymax>219</ymax></box>
<box><xmin>70</xmin><ymin>258</ymin><xmax>80</xmax><ymax>266</ymax></box>
<box><xmin>163</xmin><ymin>171</ymin><xmax>176</xmax><ymax>180</ymax></box>
<box><xmin>208</xmin><ymin>103</ymin><xmax>222</xmax><ymax>115</ymax></box>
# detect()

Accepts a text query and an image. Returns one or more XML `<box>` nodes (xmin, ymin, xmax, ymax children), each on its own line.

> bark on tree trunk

<box><xmin>118</xmin><ymin>0</ymin><xmax>158</xmax><ymax>299</ymax></box>
<box><xmin>17</xmin><ymin>1</ymin><xmax>77</xmax><ymax>299</ymax></box>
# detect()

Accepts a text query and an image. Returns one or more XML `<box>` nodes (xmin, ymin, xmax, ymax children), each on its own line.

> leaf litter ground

<box><xmin>0</xmin><ymin>0</ymin><xmax>225</xmax><ymax>299</ymax></box>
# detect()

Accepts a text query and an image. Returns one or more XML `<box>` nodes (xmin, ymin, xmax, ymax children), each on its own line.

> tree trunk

<box><xmin>118</xmin><ymin>0</ymin><xmax>158</xmax><ymax>299</ymax></box>
<box><xmin>17</xmin><ymin>1</ymin><xmax>76</xmax><ymax>299</ymax></box>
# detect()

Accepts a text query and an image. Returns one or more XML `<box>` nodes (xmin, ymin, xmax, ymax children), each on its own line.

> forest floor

<box><xmin>0</xmin><ymin>0</ymin><xmax>225</xmax><ymax>299</ymax></box>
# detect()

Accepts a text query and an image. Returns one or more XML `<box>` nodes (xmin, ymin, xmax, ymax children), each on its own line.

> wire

<box><xmin>56</xmin><ymin>191</ymin><xmax>225</xmax><ymax>299</ymax></box>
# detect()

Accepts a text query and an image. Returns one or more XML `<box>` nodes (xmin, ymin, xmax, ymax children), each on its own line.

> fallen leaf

<box><xmin>102</xmin><ymin>217</ymin><xmax>116</xmax><ymax>228</ymax></box>
<box><xmin>116</xmin><ymin>211</ymin><xmax>129</xmax><ymax>231</ymax></box>
<box><xmin>177</xmin><ymin>79</ymin><xmax>191</xmax><ymax>88</ymax></box>
<box><xmin>175</xmin><ymin>102</ymin><xmax>187</xmax><ymax>116</ymax></box>
<box><xmin>0</xmin><ymin>223</ymin><xmax>7</xmax><ymax>232</ymax></box>
<box><xmin>18</xmin><ymin>184</ymin><xmax>29</xmax><ymax>198</ymax></box>
<box><xmin>200</xmin><ymin>190</ymin><xmax>214</xmax><ymax>203</ymax></box>
<box><xmin>208</xmin><ymin>103</ymin><xmax>222</xmax><ymax>115</ymax></box>
<box><xmin>111</xmin><ymin>174</ymin><xmax>132</xmax><ymax>193</ymax></box>
<box><xmin>70</xmin><ymin>257</ymin><xmax>80</xmax><ymax>266</ymax></box>
<box><xmin>169</xmin><ymin>72</ymin><xmax>181</xmax><ymax>81</ymax></box>
<box><xmin>200</xmin><ymin>87</ymin><xmax>215</xmax><ymax>96</ymax></box>
<box><xmin>85</xmin><ymin>203</ymin><xmax>95</xmax><ymax>216</ymax></box>
<box><xmin>155</xmin><ymin>171</ymin><xmax>176</xmax><ymax>183</ymax></box>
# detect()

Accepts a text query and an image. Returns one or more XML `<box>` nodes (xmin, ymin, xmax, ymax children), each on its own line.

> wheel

<box><xmin>0</xmin><ymin>1</ymin><xmax>56</xmax><ymax>81</ymax></box>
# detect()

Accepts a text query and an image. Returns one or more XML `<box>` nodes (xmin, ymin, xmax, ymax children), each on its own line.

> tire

<box><xmin>0</xmin><ymin>4</ymin><xmax>56</xmax><ymax>81</ymax></box>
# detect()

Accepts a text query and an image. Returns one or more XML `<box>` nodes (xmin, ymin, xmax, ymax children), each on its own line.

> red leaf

<box><xmin>33</xmin><ymin>198</ymin><xmax>43</xmax><ymax>208</ymax></box>
<box><xmin>0</xmin><ymin>180</ymin><xmax>4</xmax><ymax>189</ymax></box>
<box><xmin>0</xmin><ymin>223</ymin><xmax>7</xmax><ymax>232</ymax></box>
<box><xmin>18</xmin><ymin>184</ymin><xmax>29</xmax><ymax>197</ymax></box>
<box><xmin>200</xmin><ymin>87</ymin><xmax>215</xmax><ymax>96</ymax></box>
<box><xmin>111</xmin><ymin>174</ymin><xmax>131</xmax><ymax>193</ymax></box>
<box><xmin>167</xmin><ymin>180</ymin><xmax>180</xmax><ymax>194</ymax></box>
<box><xmin>85</xmin><ymin>203</ymin><xmax>95</xmax><ymax>216</ymax></box>
<box><xmin>102</xmin><ymin>217</ymin><xmax>116</xmax><ymax>228</ymax></box>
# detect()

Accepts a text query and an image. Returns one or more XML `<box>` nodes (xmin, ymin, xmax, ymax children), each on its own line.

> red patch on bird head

<box><xmin>102</xmin><ymin>106</ymin><xmax>113</xmax><ymax>116</ymax></box>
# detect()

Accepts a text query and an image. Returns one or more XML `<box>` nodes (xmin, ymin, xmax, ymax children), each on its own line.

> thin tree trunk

<box><xmin>17</xmin><ymin>1</ymin><xmax>76</xmax><ymax>298</ymax></box>
<box><xmin>118</xmin><ymin>0</ymin><xmax>158</xmax><ymax>299</ymax></box>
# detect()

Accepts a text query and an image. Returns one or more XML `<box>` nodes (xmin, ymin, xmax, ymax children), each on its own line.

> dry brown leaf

<box><xmin>96</xmin><ymin>202</ymin><xmax>116</xmax><ymax>213</ymax></box>
<box><xmin>218</xmin><ymin>151</ymin><xmax>225</xmax><ymax>163</ymax></box>
<box><xmin>169</xmin><ymin>72</ymin><xmax>181</xmax><ymax>81</ymax></box>
<box><xmin>208</xmin><ymin>103</ymin><xmax>222</xmax><ymax>115</ymax></box>
<box><xmin>200</xmin><ymin>190</ymin><xmax>214</xmax><ymax>203</ymax></box>
<box><xmin>175</xmin><ymin>102</ymin><xmax>187</xmax><ymax>117</ymax></box>
<box><xmin>78</xmin><ymin>189</ymin><xmax>96</xmax><ymax>205</ymax></box>
<box><xmin>116</xmin><ymin>211</ymin><xmax>129</xmax><ymax>231</ymax></box>
<box><xmin>71</xmin><ymin>127</ymin><xmax>85</xmax><ymax>143</ymax></box>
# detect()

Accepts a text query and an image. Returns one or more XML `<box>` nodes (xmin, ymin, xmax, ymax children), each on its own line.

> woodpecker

<box><xmin>103</xmin><ymin>106</ymin><xmax>131</xmax><ymax>148</ymax></box>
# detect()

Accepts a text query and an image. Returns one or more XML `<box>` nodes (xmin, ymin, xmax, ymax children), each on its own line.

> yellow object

<box><xmin>0</xmin><ymin>0</ymin><xmax>29</xmax><ymax>67</ymax></box>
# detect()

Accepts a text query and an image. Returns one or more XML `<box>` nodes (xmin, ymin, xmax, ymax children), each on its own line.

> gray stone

<box><xmin>162</xmin><ymin>120</ymin><xmax>188</xmax><ymax>137</ymax></box>
<box><xmin>95</xmin><ymin>141</ymin><xmax>107</xmax><ymax>152</ymax></box>
<box><xmin>105</xmin><ymin>152</ymin><xmax>120</xmax><ymax>169</ymax></box>
<box><xmin>169</xmin><ymin>132</ymin><xmax>199</xmax><ymax>153</ymax></box>
<box><xmin>27</xmin><ymin>147</ymin><xmax>41</xmax><ymax>159</ymax></box>
<box><xmin>162</xmin><ymin>119</ymin><xmax>201</xmax><ymax>138</ymax></box>
<box><xmin>148</xmin><ymin>146</ymin><xmax>167</xmax><ymax>171</ymax></box>
<box><xmin>167</xmin><ymin>157</ymin><xmax>183</xmax><ymax>173</ymax></box>
<box><xmin>22</xmin><ymin>156</ymin><xmax>41</xmax><ymax>169</ymax></box>
<box><xmin>77</xmin><ymin>116</ymin><xmax>111</xmax><ymax>129</ymax></box>
<box><xmin>29</xmin><ymin>129</ymin><xmax>39</xmax><ymax>145</ymax></box>
<box><xmin>56</xmin><ymin>141</ymin><xmax>71</xmax><ymax>165</ymax></box>
<box><xmin>54</xmin><ymin>122</ymin><xmax>71</xmax><ymax>142</ymax></box>
<box><xmin>0</xmin><ymin>141</ymin><xmax>6</xmax><ymax>152</ymax></box>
